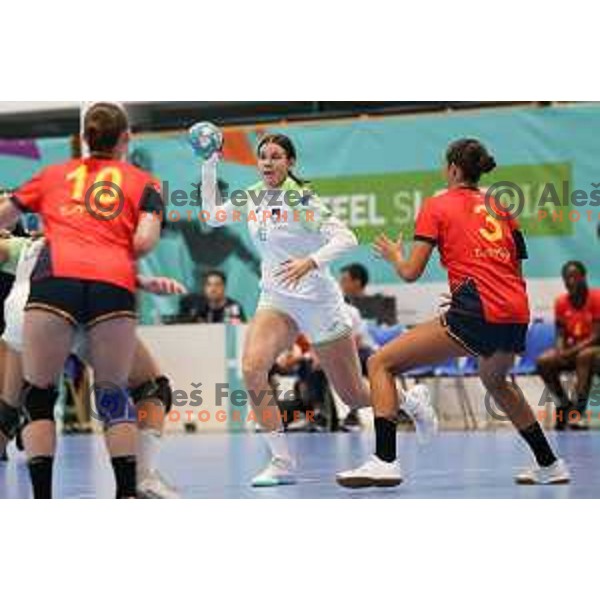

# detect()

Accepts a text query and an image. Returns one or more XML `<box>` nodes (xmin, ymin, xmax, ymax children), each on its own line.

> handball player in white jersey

<box><xmin>201</xmin><ymin>133</ymin><xmax>434</xmax><ymax>487</ymax></box>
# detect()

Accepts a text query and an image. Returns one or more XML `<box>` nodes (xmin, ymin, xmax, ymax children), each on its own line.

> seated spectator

<box><xmin>537</xmin><ymin>261</ymin><xmax>600</xmax><ymax>430</ymax></box>
<box><xmin>340</xmin><ymin>263</ymin><xmax>370</xmax><ymax>301</ymax></box>
<box><xmin>346</xmin><ymin>303</ymin><xmax>378</xmax><ymax>375</ymax></box>
<box><xmin>339</xmin><ymin>264</ymin><xmax>376</xmax><ymax>430</ymax></box>
<box><xmin>271</xmin><ymin>336</ymin><xmax>341</xmax><ymax>432</ymax></box>
<box><xmin>179</xmin><ymin>271</ymin><xmax>246</xmax><ymax>324</ymax></box>
<box><xmin>341</xmin><ymin>262</ymin><xmax>397</xmax><ymax>325</ymax></box>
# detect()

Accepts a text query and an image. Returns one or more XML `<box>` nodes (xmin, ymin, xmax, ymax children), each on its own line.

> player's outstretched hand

<box><xmin>138</xmin><ymin>275</ymin><xmax>188</xmax><ymax>296</ymax></box>
<box><xmin>373</xmin><ymin>233</ymin><xmax>404</xmax><ymax>266</ymax></box>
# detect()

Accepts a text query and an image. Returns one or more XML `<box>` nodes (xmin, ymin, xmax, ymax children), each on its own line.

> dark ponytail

<box><xmin>257</xmin><ymin>134</ymin><xmax>311</xmax><ymax>187</ymax></box>
<box><xmin>84</xmin><ymin>102</ymin><xmax>129</xmax><ymax>155</ymax></box>
<box><xmin>446</xmin><ymin>138</ymin><xmax>497</xmax><ymax>185</ymax></box>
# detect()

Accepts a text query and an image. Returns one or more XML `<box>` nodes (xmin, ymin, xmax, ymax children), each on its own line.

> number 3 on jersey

<box><xmin>474</xmin><ymin>205</ymin><xmax>503</xmax><ymax>243</ymax></box>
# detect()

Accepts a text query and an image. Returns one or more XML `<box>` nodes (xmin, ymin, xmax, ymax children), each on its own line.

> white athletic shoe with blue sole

<box><xmin>252</xmin><ymin>458</ymin><xmax>297</xmax><ymax>488</ymax></box>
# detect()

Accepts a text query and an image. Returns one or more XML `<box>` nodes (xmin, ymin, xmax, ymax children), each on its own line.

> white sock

<box><xmin>138</xmin><ymin>429</ymin><xmax>161</xmax><ymax>479</ymax></box>
<box><xmin>265</xmin><ymin>430</ymin><xmax>292</xmax><ymax>463</ymax></box>
<box><xmin>403</xmin><ymin>397</ymin><xmax>422</xmax><ymax>422</ymax></box>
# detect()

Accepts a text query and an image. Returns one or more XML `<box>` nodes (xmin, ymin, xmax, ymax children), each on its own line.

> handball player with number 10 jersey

<box><xmin>0</xmin><ymin>102</ymin><xmax>164</xmax><ymax>499</ymax></box>
<box><xmin>338</xmin><ymin>139</ymin><xmax>570</xmax><ymax>489</ymax></box>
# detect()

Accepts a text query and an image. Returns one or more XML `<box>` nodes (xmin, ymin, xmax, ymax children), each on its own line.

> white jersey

<box><xmin>3</xmin><ymin>238</ymin><xmax>45</xmax><ymax>352</ymax></box>
<box><xmin>201</xmin><ymin>157</ymin><xmax>358</xmax><ymax>304</ymax></box>
<box><xmin>346</xmin><ymin>303</ymin><xmax>378</xmax><ymax>351</ymax></box>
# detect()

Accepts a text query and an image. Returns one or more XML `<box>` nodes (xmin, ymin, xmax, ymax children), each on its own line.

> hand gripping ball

<box><xmin>189</xmin><ymin>122</ymin><xmax>224</xmax><ymax>160</ymax></box>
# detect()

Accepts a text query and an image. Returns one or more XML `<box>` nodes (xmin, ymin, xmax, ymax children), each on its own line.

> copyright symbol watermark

<box><xmin>483</xmin><ymin>382</ymin><xmax>529</xmax><ymax>423</ymax></box>
<box><xmin>85</xmin><ymin>181</ymin><xmax>125</xmax><ymax>222</ymax></box>
<box><xmin>485</xmin><ymin>181</ymin><xmax>525</xmax><ymax>221</ymax></box>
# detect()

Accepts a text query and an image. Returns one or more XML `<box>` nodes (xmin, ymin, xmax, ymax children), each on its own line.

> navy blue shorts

<box><xmin>442</xmin><ymin>279</ymin><xmax>528</xmax><ymax>358</ymax></box>
<box><xmin>27</xmin><ymin>277</ymin><xmax>136</xmax><ymax>329</ymax></box>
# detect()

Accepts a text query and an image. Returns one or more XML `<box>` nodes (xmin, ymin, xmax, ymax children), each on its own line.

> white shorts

<box><xmin>2</xmin><ymin>238</ymin><xmax>43</xmax><ymax>353</ymax></box>
<box><xmin>2</xmin><ymin>278</ymin><xmax>86</xmax><ymax>356</ymax></box>
<box><xmin>257</xmin><ymin>291</ymin><xmax>353</xmax><ymax>346</ymax></box>
<box><xmin>2</xmin><ymin>280</ymin><xmax>30</xmax><ymax>353</ymax></box>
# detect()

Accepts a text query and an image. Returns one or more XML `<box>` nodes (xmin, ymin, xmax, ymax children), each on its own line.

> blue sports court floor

<box><xmin>1</xmin><ymin>431</ymin><xmax>599</xmax><ymax>499</ymax></box>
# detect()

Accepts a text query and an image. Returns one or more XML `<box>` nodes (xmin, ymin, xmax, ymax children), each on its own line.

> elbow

<box><xmin>399</xmin><ymin>266</ymin><xmax>423</xmax><ymax>284</ymax></box>
<box><xmin>341</xmin><ymin>229</ymin><xmax>359</xmax><ymax>252</ymax></box>
<box><xmin>403</xmin><ymin>273</ymin><xmax>420</xmax><ymax>284</ymax></box>
<box><xmin>134</xmin><ymin>234</ymin><xmax>159</xmax><ymax>258</ymax></box>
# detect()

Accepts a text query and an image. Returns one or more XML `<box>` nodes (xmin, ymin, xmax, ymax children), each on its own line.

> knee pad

<box><xmin>0</xmin><ymin>399</ymin><xmax>23</xmax><ymax>440</ymax></box>
<box><xmin>130</xmin><ymin>376</ymin><xmax>173</xmax><ymax>414</ymax></box>
<box><xmin>95</xmin><ymin>385</ymin><xmax>137</xmax><ymax>429</ymax></box>
<box><xmin>20</xmin><ymin>383</ymin><xmax>58</xmax><ymax>423</ymax></box>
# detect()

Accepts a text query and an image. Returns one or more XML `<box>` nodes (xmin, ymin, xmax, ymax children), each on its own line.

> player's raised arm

<box><xmin>200</xmin><ymin>153</ymin><xmax>242</xmax><ymax>228</ymax></box>
<box><xmin>189</xmin><ymin>122</ymin><xmax>243</xmax><ymax>228</ymax></box>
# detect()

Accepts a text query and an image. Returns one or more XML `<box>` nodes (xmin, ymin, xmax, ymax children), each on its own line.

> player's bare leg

<box><xmin>480</xmin><ymin>353</ymin><xmax>570</xmax><ymax>485</ymax></box>
<box><xmin>129</xmin><ymin>338</ymin><xmax>178</xmax><ymax>498</ymax></box>
<box><xmin>536</xmin><ymin>350</ymin><xmax>572</xmax><ymax>429</ymax></box>
<box><xmin>572</xmin><ymin>347</ymin><xmax>600</xmax><ymax>424</ymax></box>
<box><xmin>0</xmin><ymin>340</ymin><xmax>15</xmax><ymax>460</ymax></box>
<box><xmin>88</xmin><ymin>317</ymin><xmax>139</xmax><ymax>498</ymax></box>
<box><xmin>313</xmin><ymin>334</ymin><xmax>370</xmax><ymax>411</ymax></box>
<box><xmin>242</xmin><ymin>310</ymin><xmax>299</xmax><ymax>486</ymax></box>
<box><xmin>21</xmin><ymin>310</ymin><xmax>74</xmax><ymax>498</ymax></box>
<box><xmin>0</xmin><ymin>345</ymin><xmax>24</xmax><ymax>458</ymax></box>
<box><xmin>337</xmin><ymin>320</ymin><xmax>464</xmax><ymax>489</ymax></box>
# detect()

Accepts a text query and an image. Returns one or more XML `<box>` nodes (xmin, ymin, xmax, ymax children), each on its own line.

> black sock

<box><xmin>375</xmin><ymin>418</ymin><xmax>397</xmax><ymax>463</ymax></box>
<box><xmin>519</xmin><ymin>423</ymin><xmax>557</xmax><ymax>468</ymax></box>
<box><xmin>575</xmin><ymin>397</ymin><xmax>588</xmax><ymax>415</ymax></box>
<box><xmin>111</xmin><ymin>456</ymin><xmax>137</xmax><ymax>499</ymax></box>
<box><xmin>28</xmin><ymin>456</ymin><xmax>54</xmax><ymax>499</ymax></box>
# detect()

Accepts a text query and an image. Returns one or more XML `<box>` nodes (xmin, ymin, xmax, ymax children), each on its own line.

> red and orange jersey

<box><xmin>11</xmin><ymin>157</ymin><xmax>163</xmax><ymax>292</ymax></box>
<box><xmin>555</xmin><ymin>290</ymin><xmax>600</xmax><ymax>347</ymax></box>
<box><xmin>415</xmin><ymin>187</ymin><xmax>530</xmax><ymax>324</ymax></box>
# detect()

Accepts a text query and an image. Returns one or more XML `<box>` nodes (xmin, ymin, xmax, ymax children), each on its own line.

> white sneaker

<box><xmin>138</xmin><ymin>471</ymin><xmax>181</xmax><ymax>499</ymax></box>
<box><xmin>515</xmin><ymin>459</ymin><xmax>571</xmax><ymax>486</ymax></box>
<box><xmin>336</xmin><ymin>455</ymin><xmax>403</xmax><ymax>489</ymax></box>
<box><xmin>404</xmin><ymin>385</ymin><xmax>438</xmax><ymax>445</ymax></box>
<box><xmin>251</xmin><ymin>457</ymin><xmax>297</xmax><ymax>488</ymax></box>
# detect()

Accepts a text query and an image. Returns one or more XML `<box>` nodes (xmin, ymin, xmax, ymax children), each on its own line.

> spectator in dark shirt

<box><xmin>339</xmin><ymin>263</ymin><xmax>372</xmax><ymax>430</ymax></box>
<box><xmin>340</xmin><ymin>263</ymin><xmax>369</xmax><ymax>301</ymax></box>
<box><xmin>179</xmin><ymin>271</ymin><xmax>246</xmax><ymax>324</ymax></box>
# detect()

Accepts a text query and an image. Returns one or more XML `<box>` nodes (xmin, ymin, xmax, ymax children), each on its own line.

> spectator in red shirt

<box><xmin>537</xmin><ymin>261</ymin><xmax>600</xmax><ymax>430</ymax></box>
<box><xmin>338</xmin><ymin>138</ymin><xmax>569</xmax><ymax>489</ymax></box>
